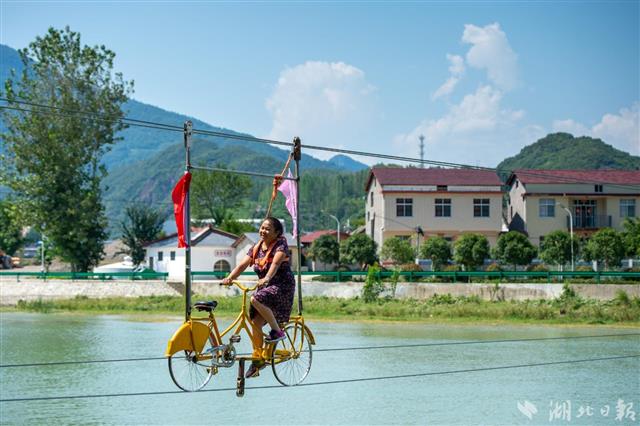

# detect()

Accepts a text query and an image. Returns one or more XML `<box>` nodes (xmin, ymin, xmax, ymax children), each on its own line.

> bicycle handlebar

<box><xmin>219</xmin><ymin>280</ymin><xmax>259</xmax><ymax>292</ymax></box>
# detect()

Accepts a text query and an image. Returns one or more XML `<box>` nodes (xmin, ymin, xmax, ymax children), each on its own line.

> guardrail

<box><xmin>1</xmin><ymin>270</ymin><xmax>639</xmax><ymax>283</ymax></box>
<box><xmin>0</xmin><ymin>271</ymin><xmax>169</xmax><ymax>282</ymax></box>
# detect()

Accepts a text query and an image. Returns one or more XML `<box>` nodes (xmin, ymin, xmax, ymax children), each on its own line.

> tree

<box><xmin>340</xmin><ymin>233</ymin><xmax>378</xmax><ymax>269</ymax></box>
<box><xmin>119</xmin><ymin>204</ymin><xmax>165</xmax><ymax>266</ymax></box>
<box><xmin>583</xmin><ymin>228</ymin><xmax>625</xmax><ymax>270</ymax></box>
<box><xmin>419</xmin><ymin>236</ymin><xmax>451</xmax><ymax>271</ymax></box>
<box><xmin>309</xmin><ymin>234</ymin><xmax>340</xmax><ymax>265</ymax></box>
<box><xmin>539</xmin><ymin>230</ymin><xmax>577</xmax><ymax>269</ymax></box>
<box><xmin>220</xmin><ymin>219</ymin><xmax>256</xmax><ymax>236</ymax></box>
<box><xmin>621</xmin><ymin>218</ymin><xmax>640</xmax><ymax>258</ymax></box>
<box><xmin>380</xmin><ymin>237</ymin><xmax>415</xmax><ymax>265</ymax></box>
<box><xmin>493</xmin><ymin>231</ymin><xmax>537</xmax><ymax>270</ymax></box>
<box><xmin>191</xmin><ymin>164</ymin><xmax>252</xmax><ymax>225</ymax></box>
<box><xmin>1</xmin><ymin>27</ymin><xmax>132</xmax><ymax>271</ymax></box>
<box><xmin>0</xmin><ymin>200</ymin><xmax>24</xmax><ymax>256</ymax></box>
<box><xmin>453</xmin><ymin>233</ymin><xmax>490</xmax><ymax>271</ymax></box>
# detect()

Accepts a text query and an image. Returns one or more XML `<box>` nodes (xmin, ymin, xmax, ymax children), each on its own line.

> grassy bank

<box><xmin>6</xmin><ymin>291</ymin><xmax>640</xmax><ymax>325</ymax></box>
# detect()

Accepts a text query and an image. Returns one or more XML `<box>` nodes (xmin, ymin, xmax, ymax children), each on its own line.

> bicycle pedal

<box><xmin>229</xmin><ymin>334</ymin><xmax>241</xmax><ymax>343</ymax></box>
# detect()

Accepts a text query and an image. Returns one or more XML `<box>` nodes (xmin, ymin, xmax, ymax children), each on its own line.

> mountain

<box><xmin>326</xmin><ymin>154</ymin><xmax>369</xmax><ymax>172</ymax></box>
<box><xmin>0</xmin><ymin>43</ymin><xmax>368</xmax><ymax>173</ymax></box>
<box><xmin>497</xmin><ymin>133</ymin><xmax>640</xmax><ymax>174</ymax></box>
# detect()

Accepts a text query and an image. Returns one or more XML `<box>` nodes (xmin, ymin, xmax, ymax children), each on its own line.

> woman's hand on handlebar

<box><xmin>221</xmin><ymin>276</ymin><xmax>234</xmax><ymax>286</ymax></box>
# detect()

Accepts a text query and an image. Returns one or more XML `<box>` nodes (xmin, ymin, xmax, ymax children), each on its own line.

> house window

<box><xmin>396</xmin><ymin>198</ymin><xmax>413</xmax><ymax>217</ymax></box>
<box><xmin>370</xmin><ymin>192</ymin><xmax>373</xmax><ymax>207</ymax></box>
<box><xmin>170</xmin><ymin>251</ymin><xmax>176</xmax><ymax>261</ymax></box>
<box><xmin>437</xmin><ymin>185</ymin><xmax>447</xmax><ymax>192</ymax></box>
<box><xmin>473</xmin><ymin>199</ymin><xmax>490</xmax><ymax>217</ymax></box>
<box><xmin>158</xmin><ymin>251</ymin><xmax>163</xmax><ymax>261</ymax></box>
<box><xmin>595</xmin><ymin>184</ymin><xmax>603</xmax><ymax>193</ymax></box>
<box><xmin>539</xmin><ymin>198</ymin><xmax>555</xmax><ymax>217</ymax></box>
<box><xmin>214</xmin><ymin>260</ymin><xmax>231</xmax><ymax>272</ymax></box>
<box><xmin>435</xmin><ymin>198</ymin><xmax>451</xmax><ymax>217</ymax></box>
<box><xmin>620</xmin><ymin>199</ymin><xmax>636</xmax><ymax>218</ymax></box>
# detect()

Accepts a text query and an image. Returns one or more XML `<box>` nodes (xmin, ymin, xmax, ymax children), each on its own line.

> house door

<box><xmin>149</xmin><ymin>256</ymin><xmax>154</xmax><ymax>270</ymax></box>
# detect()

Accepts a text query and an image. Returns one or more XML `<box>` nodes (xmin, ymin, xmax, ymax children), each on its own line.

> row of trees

<box><xmin>308</xmin><ymin>218</ymin><xmax>640</xmax><ymax>271</ymax></box>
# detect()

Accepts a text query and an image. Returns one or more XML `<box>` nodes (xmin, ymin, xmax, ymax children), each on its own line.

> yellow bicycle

<box><xmin>165</xmin><ymin>280</ymin><xmax>315</xmax><ymax>395</ymax></box>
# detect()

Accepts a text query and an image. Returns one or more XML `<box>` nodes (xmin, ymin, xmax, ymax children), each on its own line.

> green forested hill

<box><xmin>497</xmin><ymin>133</ymin><xmax>640</xmax><ymax>173</ymax></box>
<box><xmin>104</xmin><ymin>140</ymin><xmax>369</xmax><ymax>234</ymax></box>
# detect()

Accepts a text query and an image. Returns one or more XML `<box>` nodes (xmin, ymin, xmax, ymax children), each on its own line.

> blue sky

<box><xmin>2</xmin><ymin>1</ymin><xmax>638</xmax><ymax>166</ymax></box>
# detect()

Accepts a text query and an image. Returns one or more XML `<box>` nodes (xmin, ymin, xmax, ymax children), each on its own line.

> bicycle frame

<box><xmin>165</xmin><ymin>281</ymin><xmax>260</xmax><ymax>359</ymax></box>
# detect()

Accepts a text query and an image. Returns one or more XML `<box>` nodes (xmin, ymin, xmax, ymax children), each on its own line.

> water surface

<box><xmin>1</xmin><ymin>313</ymin><xmax>638</xmax><ymax>425</ymax></box>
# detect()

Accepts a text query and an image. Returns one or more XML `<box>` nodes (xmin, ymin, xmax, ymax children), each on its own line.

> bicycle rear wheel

<box><xmin>271</xmin><ymin>322</ymin><xmax>312</xmax><ymax>386</ymax></box>
<box><xmin>168</xmin><ymin>337</ymin><xmax>216</xmax><ymax>392</ymax></box>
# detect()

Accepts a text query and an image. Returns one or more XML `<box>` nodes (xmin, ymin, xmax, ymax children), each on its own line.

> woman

<box><xmin>222</xmin><ymin>216</ymin><xmax>296</xmax><ymax>378</ymax></box>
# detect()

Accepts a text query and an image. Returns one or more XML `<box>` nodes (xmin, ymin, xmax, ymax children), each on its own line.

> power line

<box><xmin>1</xmin><ymin>333</ymin><xmax>637</xmax><ymax>369</ymax></box>
<box><xmin>2</xmin><ymin>97</ymin><xmax>639</xmax><ymax>191</ymax></box>
<box><xmin>1</xmin><ymin>354</ymin><xmax>637</xmax><ymax>403</ymax></box>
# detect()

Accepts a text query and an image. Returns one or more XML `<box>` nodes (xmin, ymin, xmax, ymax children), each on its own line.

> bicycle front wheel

<box><xmin>271</xmin><ymin>322</ymin><xmax>312</xmax><ymax>386</ymax></box>
<box><xmin>168</xmin><ymin>337</ymin><xmax>216</xmax><ymax>392</ymax></box>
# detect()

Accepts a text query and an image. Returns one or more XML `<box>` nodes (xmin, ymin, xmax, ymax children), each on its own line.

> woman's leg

<box><xmin>250</xmin><ymin>312</ymin><xmax>266</xmax><ymax>353</ymax></box>
<box><xmin>250</xmin><ymin>296</ymin><xmax>282</xmax><ymax>333</ymax></box>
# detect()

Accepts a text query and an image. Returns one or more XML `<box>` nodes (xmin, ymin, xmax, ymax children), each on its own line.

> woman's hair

<box><xmin>263</xmin><ymin>216</ymin><xmax>284</xmax><ymax>237</ymax></box>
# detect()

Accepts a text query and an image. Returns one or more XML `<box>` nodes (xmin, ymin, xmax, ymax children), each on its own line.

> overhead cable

<box><xmin>1</xmin><ymin>354</ymin><xmax>637</xmax><ymax>403</ymax></box>
<box><xmin>1</xmin><ymin>333</ymin><xmax>638</xmax><ymax>369</ymax></box>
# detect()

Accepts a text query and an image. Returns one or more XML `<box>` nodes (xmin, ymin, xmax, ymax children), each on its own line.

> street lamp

<box><xmin>557</xmin><ymin>203</ymin><xmax>574</xmax><ymax>271</ymax></box>
<box><xmin>327</xmin><ymin>214</ymin><xmax>340</xmax><ymax>244</ymax></box>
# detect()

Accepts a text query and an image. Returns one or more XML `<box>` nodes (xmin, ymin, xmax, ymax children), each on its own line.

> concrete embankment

<box><xmin>1</xmin><ymin>277</ymin><xmax>638</xmax><ymax>305</ymax></box>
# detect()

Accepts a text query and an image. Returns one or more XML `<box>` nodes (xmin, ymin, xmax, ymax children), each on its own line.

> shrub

<box><xmin>363</xmin><ymin>263</ymin><xmax>385</xmax><ymax>303</ymax></box>
<box><xmin>576</xmin><ymin>265</ymin><xmax>594</xmax><ymax>272</ymax></box>
<box><xmin>399</xmin><ymin>263</ymin><xmax>422</xmax><ymax>272</ymax></box>
<box><xmin>485</xmin><ymin>263</ymin><xmax>503</xmax><ymax>272</ymax></box>
<box><xmin>526</xmin><ymin>264</ymin><xmax>549</xmax><ymax>272</ymax></box>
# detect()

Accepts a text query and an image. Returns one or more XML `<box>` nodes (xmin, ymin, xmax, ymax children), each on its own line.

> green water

<box><xmin>0</xmin><ymin>313</ymin><xmax>638</xmax><ymax>425</ymax></box>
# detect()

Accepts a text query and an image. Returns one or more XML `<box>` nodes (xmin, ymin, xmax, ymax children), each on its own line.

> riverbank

<box><xmin>2</xmin><ymin>278</ymin><xmax>639</xmax><ymax>306</ymax></box>
<box><xmin>5</xmin><ymin>292</ymin><xmax>640</xmax><ymax>326</ymax></box>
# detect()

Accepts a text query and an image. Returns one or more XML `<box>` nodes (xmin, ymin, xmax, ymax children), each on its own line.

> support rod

<box><xmin>184</xmin><ymin>120</ymin><xmax>193</xmax><ymax>321</ymax></box>
<box><xmin>293</xmin><ymin>137</ymin><xmax>303</xmax><ymax>315</ymax></box>
<box><xmin>190</xmin><ymin>165</ymin><xmax>297</xmax><ymax>181</ymax></box>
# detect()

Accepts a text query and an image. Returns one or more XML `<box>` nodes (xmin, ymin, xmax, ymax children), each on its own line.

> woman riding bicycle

<box><xmin>222</xmin><ymin>216</ymin><xmax>295</xmax><ymax>378</ymax></box>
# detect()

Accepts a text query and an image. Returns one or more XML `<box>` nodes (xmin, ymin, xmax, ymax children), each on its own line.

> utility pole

<box><xmin>419</xmin><ymin>135</ymin><xmax>425</xmax><ymax>168</ymax></box>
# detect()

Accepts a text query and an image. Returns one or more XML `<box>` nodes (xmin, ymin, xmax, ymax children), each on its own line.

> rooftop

<box><xmin>509</xmin><ymin>169</ymin><xmax>640</xmax><ymax>185</ymax></box>
<box><xmin>367</xmin><ymin>167</ymin><xmax>502</xmax><ymax>189</ymax></box>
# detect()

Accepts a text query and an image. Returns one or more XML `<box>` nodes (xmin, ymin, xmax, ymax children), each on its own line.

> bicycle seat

<box><xmin>194</xmin><ymin>300</ymin><xmax>218</xmax><ymax>312</ymax></box>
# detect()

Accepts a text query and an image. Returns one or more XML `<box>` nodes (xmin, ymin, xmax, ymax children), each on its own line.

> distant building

<box><xmin>507</xmin><ymin>169</ymin><xmax>640</xmax><ymax>246</ymax></box>
<box><xmin>365</xmin><ymin>167</ymin><xmax>505</xmax><ymax>249</ymax></box>
<box><xmin>144</xmin><ymin>225</ymin><xmax>238</xmax><ymax>280</ymax></box>
<box><xmin>300</xmin><ymin>230</ymin><xmax>350</xmax><ymax>271</ymax></box>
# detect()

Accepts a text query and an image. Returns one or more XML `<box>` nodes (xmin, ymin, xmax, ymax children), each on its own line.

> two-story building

<box><xmin>506</xmin><ymin>169</ymin><xmax>640</xmax><ymax>246</ymax></box>
<box><xmin>365</xmin><ymin>167</ymin><xmax>505</xmax><ymax>249</ymax></box>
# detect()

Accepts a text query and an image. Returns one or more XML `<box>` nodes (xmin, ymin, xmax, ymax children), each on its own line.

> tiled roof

<box><xmin>367</xmin><ymin>167</ymin><xmax>502</xmax><ymax>189</ymax></box>
<box><xmin>300</xmin><ymin>230</ymin><xmax>350</xmax><ymax>244</ymax></box>
<box><xmin>511</xmin><ymin>169</ymin><xmax>640</xmax><ymax>185</ymax></box>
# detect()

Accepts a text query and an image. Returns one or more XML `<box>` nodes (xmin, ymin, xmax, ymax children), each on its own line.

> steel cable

<box><xmin>1</xmin><ymin>333</ymin><xmax>638</xmax><ymax>369</ymax></box>
<box><xmin>1</xmin><ymin>354</ymin><xmax>637</xmax><ymax>403</ymax></box>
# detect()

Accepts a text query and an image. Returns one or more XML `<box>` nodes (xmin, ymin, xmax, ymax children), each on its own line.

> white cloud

<box><xmin>394</xmin><ymin>85</ymin><xmax>527</xmax><ymax>166</ymax></box>
<box><xmin>432</xmin><ymin>54</ymin><xmax>465</xmax><ymax>100</ymax></box>
<box><xmin>462</xmin><ymin>23</ymin><xmax>518</xmax><ymax>91</ymax></box>
<box><xmin>552</xmin><ymin>103</ymin><xmax>640</xmax><ymax>155</ymax></box>
<box><xmin>265</xmin><ymin>61</ymin><xmax>377</xmax><ymax>159</ymax></box>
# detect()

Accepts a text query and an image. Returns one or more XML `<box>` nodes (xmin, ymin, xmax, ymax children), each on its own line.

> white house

<box><xmin>145</xmin><ymin>226</ymin><xmax>239</xmax><ymax>280</ymax></box>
